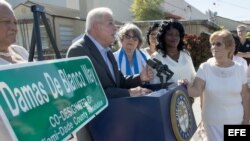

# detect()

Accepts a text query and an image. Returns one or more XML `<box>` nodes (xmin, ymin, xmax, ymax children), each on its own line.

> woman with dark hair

<box><xmin>150</xmin><ymin>20</ymin><xmax>196</xmax><ymax>84</ymax></box>
<box><xmin>143</xmin><ymin>22</ymin><xmax>160</xmax><ymax>56</ymax></box>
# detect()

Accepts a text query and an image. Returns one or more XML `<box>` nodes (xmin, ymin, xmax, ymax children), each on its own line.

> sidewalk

<box><xmin>192</xmin><ymin>97</ymin><xmax>201</xmax><ymax>125</ymax></box>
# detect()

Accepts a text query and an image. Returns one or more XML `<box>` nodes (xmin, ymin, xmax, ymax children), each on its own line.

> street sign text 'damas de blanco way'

<box><xmin>0</xmin><ymin>56</ymin><xmax>108</xmax><ymax>141</ymax></box>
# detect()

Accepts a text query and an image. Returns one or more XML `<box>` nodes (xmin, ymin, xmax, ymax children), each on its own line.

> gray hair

<box><xmin>117</xmin><ymin>23</ymin><xmax>143</xmax><ymax>48</ymax></box>
<box><xmin>0</xmin><ymin>0</ymin><xmax>14</xmax><ymax>13</ymax></box>
<box><xmin>85</xmin><ymin>7</ymin><xmax>113</xmax><ymax>33</ymax></box>
<box><xmin>237</xmin><ymin>24</ymin><xmax>247</xmax><ymax>31</ymax></box>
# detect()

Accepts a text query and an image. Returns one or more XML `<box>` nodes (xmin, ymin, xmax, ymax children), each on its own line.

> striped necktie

<box><xmin>106</xmin><ymin>51</ymin><xmax>116</xmax><ymax>81</ymax></box>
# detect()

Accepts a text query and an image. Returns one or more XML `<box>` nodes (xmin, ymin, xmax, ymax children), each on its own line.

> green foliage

<box><xmin>130</xmin><ymin>0</ymin><xmax>165</xmax><ymax>21</ymax></box>
<box><xmin>184</xmin><ymin>33</ymin><xmax>212</xmax><ymax>70</ymax></box>
<box><xmin>246</xmin><ymin>32</ymin><xmax>250</xmax><ymax>39</ymax></box>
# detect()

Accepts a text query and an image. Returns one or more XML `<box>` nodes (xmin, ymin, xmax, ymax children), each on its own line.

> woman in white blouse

<box><xmin>180</xmin><ymin>30</ymin><xmax>250</xmax><ymax>141</ymax></box>
<box><xmin>150</xmin><ymin>20</ymin><xmax>196</xmax><ymax>84</ymax></box>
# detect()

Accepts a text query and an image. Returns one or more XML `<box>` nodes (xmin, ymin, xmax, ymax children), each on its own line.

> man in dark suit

<box><xmin>67</xmin><ymin>7</ymin><xmax>153</xmax><ymax>99</ymax></box>
<box><xmin>66</xmin><ymin>7</ymin><xmax>153</xmax><ymax>141</ymax></box>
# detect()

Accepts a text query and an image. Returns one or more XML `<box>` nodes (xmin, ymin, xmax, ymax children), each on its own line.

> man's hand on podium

<box><xmin>140</xmin><ymin>65</ymin><xmax>154</xmax><ymax>82</ymax></box>
<box><xmin>129</xmin><ymin>86</ymin><xmax>152</xmax><ymax>97</ymax></box>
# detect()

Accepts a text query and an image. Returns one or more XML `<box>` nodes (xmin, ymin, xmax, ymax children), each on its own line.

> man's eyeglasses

<box><xmin>124</xmin><ymin>34</ymin><xmax>138</xmax><ymax>41</ymax></box>
<box><xmin>237</xmin><ymin>30</ymin><xmax>246</xmax><ymax>33</ymax></box>
<box><xmin>0</xmin><ymin>19</ymin><xmax>17</xmax><ymax>25</ymax></box>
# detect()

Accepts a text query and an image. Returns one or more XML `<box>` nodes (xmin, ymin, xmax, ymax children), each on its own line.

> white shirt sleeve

<box><xmin>196</xmin><ymin>62</ymin><xmax>206</xmax><ymax>81</ymax></box>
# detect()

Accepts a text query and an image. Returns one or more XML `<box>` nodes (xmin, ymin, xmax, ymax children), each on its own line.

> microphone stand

<box><xmin>157</xmin><ymin>65</ymin><xmax>174</xmax><ymax>89</ymax></box>
<box><xmin>156</xmin><ymin>72</ymin><xmax>165</xmax><ymax>88</ymax></box>
<box><xmin>146</xmin><ymin>58</ymin><xmax>174</xmax><ymax>89</ymax></box>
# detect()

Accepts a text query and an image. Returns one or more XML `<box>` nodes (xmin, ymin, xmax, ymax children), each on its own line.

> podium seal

<box><xmin>170</xmin><ymin>90</ymin><xmax>194</xmax><ymax>141</ymax></box>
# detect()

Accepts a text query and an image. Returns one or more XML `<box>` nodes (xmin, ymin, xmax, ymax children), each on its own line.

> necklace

<box><xmin>218</xmin><ymin>68</ymin><xmax>227</xmax><ymax>77</ymax></box>
<box><xmin>210</xmin><ymin>60</ymin><xmax>233</xmax><ymax>77</ymax></box>
<box><xmin>213</xmin><ymin>64</ymin><xmax>234</xmax><ymax>78</ymax></box>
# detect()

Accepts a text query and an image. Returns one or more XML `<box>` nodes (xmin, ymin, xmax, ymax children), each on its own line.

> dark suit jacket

<box><xmin>66</xmin><ymin>34</ymin><xmax>142</xmax><ymax>99</ymax></box>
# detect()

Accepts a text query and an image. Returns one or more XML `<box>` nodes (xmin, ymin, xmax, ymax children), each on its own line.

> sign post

<box><xmin>0</xmin><ymin>57</ymin><xmax>108</xmax><ymax>141</ymax></box>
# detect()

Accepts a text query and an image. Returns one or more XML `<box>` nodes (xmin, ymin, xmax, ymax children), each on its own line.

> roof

<box><xmin>14</xmin><ymin>1</ymin><xmax>81</xmax><ymax>19</ymax></box>
<box><xmin>165</xmin><ymin>12</ymin><xmax>183</xmax><ymax>20</ymax></box>
<box><xmin>215</xmin><ymin>16</ymin><xmax>250</xmax><ymax>31</ymax></box>
<box><xmin>14</xmin><ymin>1</ymin><xmax>123</xmax><ymax>24</ymax></box>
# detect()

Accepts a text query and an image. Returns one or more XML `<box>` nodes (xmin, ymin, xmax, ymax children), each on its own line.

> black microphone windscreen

<box><xmin>146</xmin><ymin>59</ymin><xmax>157</xmax><ymax>69</ymax></box>
<box><xmin>153</xmin><ymin>58</ymin><xmax>162</xmax><ymax>65</ymax></box>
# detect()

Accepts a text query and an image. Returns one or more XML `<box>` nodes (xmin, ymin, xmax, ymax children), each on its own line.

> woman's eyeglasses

<box><xmin>124</xmin><ymin>34</ymin><xmax>138</xmax><ymax>41</ymax></box>
<box><xmin>211</xmin><ymin>42</ymin><xmax>223</xmax><ymax>47</ymax></box>
<box><xmin>150</xmin><ymin>32</ymin><xmax>157</xmax><ymax>36</ymax></box>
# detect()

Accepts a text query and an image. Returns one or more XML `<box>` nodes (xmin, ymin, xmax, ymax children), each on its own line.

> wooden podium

<box><xmin>89</xmin><ymin>84</ymin><xmax>197</xmax><ymax>141</ymax></box>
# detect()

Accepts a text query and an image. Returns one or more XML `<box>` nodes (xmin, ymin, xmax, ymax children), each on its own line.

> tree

<box><xmin>130</xmin><ymin>0</ymin><xmax>165</xmax><ymax>21</ymax></box>
<box><xmin>246</xmin><ymin>32</ymin><xmax>250</xmax><ymax>39</ymax></box>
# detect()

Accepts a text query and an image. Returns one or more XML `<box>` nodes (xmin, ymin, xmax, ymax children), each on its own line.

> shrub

<box><xmin>184</xmin><ymin>33</ymin><xmax>212</xmax><ymax>70</ymax></box>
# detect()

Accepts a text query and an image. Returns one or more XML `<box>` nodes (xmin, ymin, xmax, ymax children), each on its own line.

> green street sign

<box><xmin>0</xmin><ymin>56</ymin><xmax>108</xmax><ymax>141</ymax></box>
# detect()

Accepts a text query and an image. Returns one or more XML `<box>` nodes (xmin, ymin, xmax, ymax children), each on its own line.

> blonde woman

<box><xmin>180</xmin><ymin>29</ymin><xmax>250</xmax><ymax>141</ymax></box>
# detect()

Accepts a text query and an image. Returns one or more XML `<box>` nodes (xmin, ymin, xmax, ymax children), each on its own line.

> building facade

<box><xmin>7</xmin><ymin>0</ymin><xmax>247</xmax><ymax>59</ymax></box>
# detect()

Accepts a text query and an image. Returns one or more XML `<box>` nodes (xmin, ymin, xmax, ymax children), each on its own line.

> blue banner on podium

<box><xmin>89</xmin><ymin>84</ymin><xmax>197</xmax><ymax>141</ymax></box>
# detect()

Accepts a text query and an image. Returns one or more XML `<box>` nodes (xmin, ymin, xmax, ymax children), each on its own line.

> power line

<box><xmin>214</xmin><ymin>0</ymin><xmax>250</xmax><ymax>20</ymax></box>
<box><xmin>217</xmin><ymin>0</ymin><xmax>250</xmax><ymax>11</ymax></box>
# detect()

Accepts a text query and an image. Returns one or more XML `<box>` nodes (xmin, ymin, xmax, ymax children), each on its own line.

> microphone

<box><xmin>146</xmin><ymin>59</ymin><xmax>159</xmax><ymax>69</ymax></box>
<box><xmin>147</xmin><ymin>58</ymin><xmax>174</xmax><ymax>76</ymax></box>
<box><xmin>146</xmin><ymin>58</ymin><xmax>174</xmax><ymax>85</ymax></box>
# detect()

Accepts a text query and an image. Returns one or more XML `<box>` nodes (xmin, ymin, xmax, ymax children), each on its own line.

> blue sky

<box><xmin>185</xmin><ymin>0</ymin><xmax>250</xmax><ymax>21</ymax></box>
